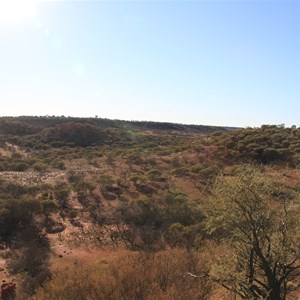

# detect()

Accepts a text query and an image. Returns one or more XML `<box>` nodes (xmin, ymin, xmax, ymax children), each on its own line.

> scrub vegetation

<box><xmin>0</xmin><ymin>116</ymin><xmax>299</xmax><ymax>300</ymax></box>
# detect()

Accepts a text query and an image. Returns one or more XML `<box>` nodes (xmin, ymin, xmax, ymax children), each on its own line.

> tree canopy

<box><xmin>203</xmin><ymin>166</ymin><xmax>300</xmax><ymax>299</ymax></box>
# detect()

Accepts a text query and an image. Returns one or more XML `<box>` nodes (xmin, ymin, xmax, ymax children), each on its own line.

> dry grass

<box><xmin>33</xmin><ymin>249</ymin><xmax>212</xmax><ymax>300</ymax></box>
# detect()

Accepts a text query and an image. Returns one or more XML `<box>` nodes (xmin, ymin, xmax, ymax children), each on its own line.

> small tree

<box><xmin>55</xmin><ymin>188</ymin><xmax>70</xmax><ymax>209</ymax></box>
<box><xmin>203</xmin><ymin>166</ymin><xmax>300</xmax><ymax>299</ymax></box>
<box><xmin>19</xmin><ymin>198</ymin><xmax>41</xmax><ymax>225</ymax></box>
<box><xmin>40</xmin><ymin>200</ymin><xmax>58</xmax><ymax>225</ymax></box>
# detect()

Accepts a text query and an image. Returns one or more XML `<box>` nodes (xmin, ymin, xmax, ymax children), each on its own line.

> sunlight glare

<box><xmin>0</xmin><ymin>0</ymin><xmax>41</xmax><ymax>27</ymax></box>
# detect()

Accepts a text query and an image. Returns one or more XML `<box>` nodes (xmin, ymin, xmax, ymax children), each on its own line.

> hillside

<box><xmin>0</xmin><ymin>117</ymin><xmax>299</xmax><ymax>300</ymax></box>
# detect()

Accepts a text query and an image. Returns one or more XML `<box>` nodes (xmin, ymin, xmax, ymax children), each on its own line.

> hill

<box><xmin>0</xmin><ymin>118</ymin><xmax>299</xmax><ymax>299</ymax></box>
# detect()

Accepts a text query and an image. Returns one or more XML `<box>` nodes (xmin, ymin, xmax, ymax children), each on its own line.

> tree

<box><xmin>203</xmin><ymin>166</ymin><xmax>300</xmax><ymax>299</ymax></box>
<box><xmin>40</xmin><ymin>200</ymin><xmax>58</xmax><ymax>225</ymax></box>
<box><xmin>19</xmin><ymin>198</ymin><xmax>41</xmax><ymax>225</ymax></box>
<box><xmin>55</xmin><ymin>188</ymin><xmax>70</xmax><ymax>209</ymax></box>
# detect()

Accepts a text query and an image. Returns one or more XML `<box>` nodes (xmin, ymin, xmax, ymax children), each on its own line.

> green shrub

<box><xmin>198</xmin><ymin>166</ymin><xmax>220</xmax><ymax>178</ymax></box>
<box><xmin>171</xmin><ymin>167</ymin><xmax>189</xmax><ymax>176</ymax></box>
<box><xmin>190</xmin><ymin>164</ymin><xmax>204</xmax><ymax>174</ymax></box>
<box><xmin>55</xmin><ymin>188</ymin><xmax>70</xmax><ymax>209</ymax></box>
<box><xmin>50</xmin><ymin>160</ymin><xmax>66</xmax><ymax>170</ymax></box>
<box><xmin>68</xmin><ymin>210</ymin><xmax>78</xmax><ymax>219</ymax></box>
<box><xmin>33</xmin><ymin>162</ymin><xmax>48</xmax><ymax>172</ymax></box>
<box><xmin>129</xmin><ymin>174</ymin><xmax>147</xmax><ymax>183</ymax></box>
<box><xmin>147</xmin><ymin>169</ymin><xmax>162</xmax><ymax>180</ymax></box>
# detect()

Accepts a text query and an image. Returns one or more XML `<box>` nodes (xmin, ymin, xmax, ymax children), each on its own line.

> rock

<box><xmin>105</xmin><ymin>184</ymin><xmax>123</xmax><ymax>195</ymax></box>
<box><xmin>157</xmin><ymin>177</ymin><xmax>167</xmax><ymax>182</ymax></box>
<box><xmin>119</xmin><ymin>196</ymin><xmax>128</xmax><ymax>202</ymax></box>
<box><xmin>101</xmin><ymin>191</ymin><xmax>117</xmax><ymax>201</ymax></box>
<box><xmin>46</xmin><ymin>223</ymin><xmax>65</xmax><ymax>234</ymax></box>
<box><xmin>136</xmin><ymin>183</ymin><xmax>155</xmax><ymax>195</ymax></box>
<box><xmin>70</xmin><ymin>219</ymin><xmax>83</xmax><ymax>228</ymax></box>
<box><xmin>1</xmin><ymin>282</ymin><xmax>16</xmax><ymax>300</ymax></box>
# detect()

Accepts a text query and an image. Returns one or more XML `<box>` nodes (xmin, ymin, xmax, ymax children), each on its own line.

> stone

<box><xmin>46</xmin><ymin>223</ymin><xmax>65</xmax><ymax>234</ymax></box>
<box><xmin>1</xmin><ymin>282</ymin><xmax>16</xmax><ymax>300</ymax></box>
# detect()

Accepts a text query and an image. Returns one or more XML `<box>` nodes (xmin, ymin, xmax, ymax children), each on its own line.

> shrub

<box><xmin>50</xmin><ymin>160</ymin><xmax>66</xmax><ymax>170</ymax></box>
<box><xmin>33</xmin><ymin>162</ymin><xmax>48</xmax><ymax>172</ymax></box>
<box><xmin>115</xmin><ymin>193</ymin><xmax>203</xmax><ymax>249</ymax></box>
<box><xmin>198</xmin><ymin>166</ymin><xmax>220</xmax><ymax>178</ymax></box>
<box><xmin>147</xmin><ymin>169</ymin><xmax>162</xmax><ymax>180</ymax></box>
<box><xmin>68</xmin><ymin>210</ymin><xmax>78</xmax><ymax>219</ymax></box>
<box><xmin>12</xmin><ymin>162</ymin><xmax>29</xmax><ymax>171</ymax></box>
<box><xmin>190</xmin><ymin>164</ymin><xmax>204</xmax><ymax>174</ymax></box>
<box><xmin>55</xmin><ymin>188</ymin><xmax>70</xmax><ymax>209</ymax></box>
<box><xmin>129</xmin><ymin>174</ymin><xmax>147</xmax><ymax>183</ymax></box>
<box><xmin>171</xmin><ymin>167</ymin><xmax>189</xmax><ymax>176</ymax></box>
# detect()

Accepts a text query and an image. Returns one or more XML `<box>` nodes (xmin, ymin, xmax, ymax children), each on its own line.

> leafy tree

<box><xmin>203</xmin><ymin>166</ymin><xmax>300</xmax><ymax>299</ymax></box>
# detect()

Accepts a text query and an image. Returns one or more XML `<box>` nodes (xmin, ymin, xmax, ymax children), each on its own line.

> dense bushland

<box><xmin>213</xmin><ymin>125</ymin><xmax>300</xmax><ymax>165</ymax></box>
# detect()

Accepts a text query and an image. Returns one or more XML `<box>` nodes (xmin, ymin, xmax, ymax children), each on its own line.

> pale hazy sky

<box><xmin>1</xmin><ymin>0</ymin><xmax>299</xmax><ymax>127</ymax></box>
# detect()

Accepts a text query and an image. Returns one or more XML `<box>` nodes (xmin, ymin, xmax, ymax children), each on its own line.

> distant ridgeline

<box><xmin>0</xmin><ymin>116</ymin><xmax>232</xmax><ymax>148</ymax></box>
<box><xmin>212</xmin><ymin>124</ymin><xmax>300</xmax><ymax>165</ymax></box>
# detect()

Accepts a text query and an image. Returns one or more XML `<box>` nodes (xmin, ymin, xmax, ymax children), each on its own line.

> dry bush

<box><xmin>8</xmin><ymin>227</ymin><xmax>51</xmax><ymax>296</ymax></box>
<box><xmin>33</xmin><ymin>249</ymin><xmax>212</xmax><ymax>300</ymax></box>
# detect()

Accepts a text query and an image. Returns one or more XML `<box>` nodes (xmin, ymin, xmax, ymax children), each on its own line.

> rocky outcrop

<box><xmin>1</xmin><ymin>282</ymin><xmax>16</xmax><ymax>300</ymax></box>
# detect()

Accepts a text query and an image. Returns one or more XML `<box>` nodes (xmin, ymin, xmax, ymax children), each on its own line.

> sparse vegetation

<box><xmin>0</xmin><ymin>117</ymin><xmax>299</xmax><ymax>299</ymax></box>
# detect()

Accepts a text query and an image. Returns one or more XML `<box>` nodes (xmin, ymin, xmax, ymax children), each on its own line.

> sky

<box><xmin>0</xmin><ymin>0</ymin><xmax>299</xmax><ymax>127</ymax></box>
